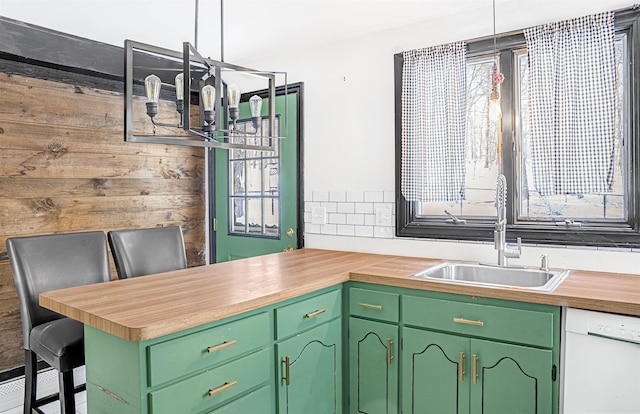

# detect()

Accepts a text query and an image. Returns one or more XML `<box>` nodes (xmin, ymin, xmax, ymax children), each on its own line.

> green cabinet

<box><xmin>347</xmin><ymin>287</ymin><xmax>400</xmax><ymax>414</ymax></box>
<box><xmin>470</xmin><ymin>338</ymin><xmax>552</xmax><ymax>414</ymax></box>
<box><xmin>402</xmin><ymin>328</ymin><xmax>469</xmax><ymax>414</ymax></box>
<box><xmin>84</xmin><ymin>287</ymin><xmax>344</xmax><ymax>414</ymax></box>
<box><xmin>83</xmin><ymin>280</ymin><xmax>559</xmax><ymax>414</ymax></box>
<box><xmin>85</xmin><ymin>311</ymin><xmax>274</xmax><ymax>414</ymax></box>
<box><xmin>275</xmin><ymin>289</ymin><xmax>343</xmax><ymax>413</ymax></box>
<box><xmin>345</xmin><ymin>283</ymin><xmax>560</xmax><ymax>414</ymax></box>
<box><xmin>207</xmin><ymin>386</ymin><xmax>272</xmax><ymax>414</ymax></box>
<box><xmin>402</xmin><ymin>327</ymin><xmax>552</xmax><ymax>414</ymax></box>
<box><xmin>276</xmin><ymin>317</ymin><xmax>342</xmax><ymax>413</ymax></box>
<box><xmin>149</xmin><ymin>349</ymin><xmax>271</xmax><ymax>414</ymax></box>
<box><xmin>349</xmin><ymin>318</ymin><xmax>398</xmax><ymax>414</ymax></box>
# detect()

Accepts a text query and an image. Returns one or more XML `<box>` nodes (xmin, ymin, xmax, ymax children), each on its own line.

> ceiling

<box><xmin>0</xmin><ymin>0</ymin><xmax>493</xmax><ymax>65</ymax></box>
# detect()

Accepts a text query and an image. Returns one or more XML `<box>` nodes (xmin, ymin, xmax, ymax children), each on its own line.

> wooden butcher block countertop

<box><xmin>39</xmin><ymin>248</ymin><xmax>640</xmax><ymax>342</ymax></box>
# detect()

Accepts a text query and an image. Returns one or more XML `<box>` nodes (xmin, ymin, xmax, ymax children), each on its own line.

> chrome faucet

<box><xmin>494</xmin><ymin>174</ymin><xmax>521</xmax><ymax>266</ymax></box>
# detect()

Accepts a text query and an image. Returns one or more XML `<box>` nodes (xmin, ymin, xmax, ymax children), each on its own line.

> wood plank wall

<box><xmin>0</xmin><ymin>71</ymin><xmax>206</xmax><ymax>373</ymax></box>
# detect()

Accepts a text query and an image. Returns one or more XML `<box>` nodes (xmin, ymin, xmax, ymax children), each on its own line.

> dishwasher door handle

<box><xmin>588</xmin><ymin>332</ymin><xmax>640</xmax><ymax>345</ymax></box>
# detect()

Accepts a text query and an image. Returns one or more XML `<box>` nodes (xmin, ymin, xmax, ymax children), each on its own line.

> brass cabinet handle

<box><xmin>208</xmin><ymin>381</ymin><xmax>238</xmax><ymax>397</ymax></box>
<box><xmin>386</xmin><ymin>339</ymin><xmax>394</xmax><ymax>366</ymax></box>
<box><xmin>304</xmin><ymin>309</ymin><xmax>326</xmax><ymax>319</ymax></box>
<box><xmin>281</xmin><ymin>356</ymin><xmax>290</xmax><ymax>386</ymax></box>
<box><xmin>207</xmin><ymin>340</ymin><xmax>237</xmax><ymax>353</ymax></box>
<box><xmin>453</xmin><ymin>317</ymin><xmax>484</xmax><ymax>327</ymax></box>
<box><xmin>472</xmin><ymin>354</ymin><xmax>478</xmax><ymax>385</ymax></box>
<box><xmin>286</xmin><ymin>228</ymin><xmax>294</xmax><ymax>237</ymax></box>
<box><xmin>358</xmin><ymin>303</ymin><xmax>383</xmax><ymax>311</ymax></box>
<box><xmin>459</xmin><ymin>352</ymin><xmax>465</xmax><ymax>382</ymax></box>
<box><xmin>284</xmin><ymin>245</ymin><xmax>293</xmax><ymax>252</ymax></box>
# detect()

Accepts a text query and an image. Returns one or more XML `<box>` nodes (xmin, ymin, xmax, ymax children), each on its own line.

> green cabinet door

<box><xmin>402</xmin><ymin>327</ymin><xmax>470</xmax><ymax>414</ymax></box>
<box><xmin>402</xmin><ymin>327</ymin><xmax>554</xmax><ymax>414</ymax></box>
<box><xmin>277</xmin><ymin>318</ymin><xmax>342</xmax><ymax>414</ymax></box>
<box><xmin>349</xmin><ymin>318</ymin><xmax>398</xmax><ymax>414</ymax></box>
<box><xmin>470</xmin><ymin>339</ymin><xmax>553</xmax><ymax>414</ymax></box>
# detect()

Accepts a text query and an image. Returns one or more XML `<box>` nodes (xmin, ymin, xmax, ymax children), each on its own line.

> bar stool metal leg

<box><xmin>58</xmin><ymin>370</ymin><xmax>76</xmax><ymax>414</ymax></box>
<box><xmin>23</xmin><ymin>350</ymin><xmax>37</xmax><ymax>414</ymax></box>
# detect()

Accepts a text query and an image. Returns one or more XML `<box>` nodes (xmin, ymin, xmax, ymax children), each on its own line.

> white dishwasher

<box><xmin>562</xmin><ymin>308</ymin><xmax>640</xmax><ymax>414</ymax></box>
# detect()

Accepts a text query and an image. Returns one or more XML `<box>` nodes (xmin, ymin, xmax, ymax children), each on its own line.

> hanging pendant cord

<box><xmin>194</xmin><ymin>0</ymin><xmax>199</xmax><ymax>49</ymax></box>
<box><xmin>194</xmin><ymin>0</ymin><xmax>225</xmax><ymax>61</ymax></box>
<box><xmin>492</xmin><ymin>0</ymin><xmax>497</xmax><ymax>64</ymax></box>
<box><xmin>220</xmin><ymin>0</ymin><xmax>225</xmax><ymax>62</ymax></box>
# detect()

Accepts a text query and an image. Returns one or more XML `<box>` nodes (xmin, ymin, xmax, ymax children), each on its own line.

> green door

<box><xmin>470</xmin><ymin>339</ymin><xmax>552</xmax><ymax>414</ymax></box>
<box><xmin>277</xmin><ymin>318</ymin><xmax>342</xmax><ymax>414</ymax></box>
<box><xmin>402</xmin><ymin>327</ymin><xmax>470</xmax><ymax>414</ymax></box>
<box><xmin>349</xmin><ymin>318</ymin><xmax>398</xmax><ymax>414</ymax></box>
<box><xmin>213</xmin><ymin>85</ymin><xmax>301</xmax><ymax>262</ymax></box>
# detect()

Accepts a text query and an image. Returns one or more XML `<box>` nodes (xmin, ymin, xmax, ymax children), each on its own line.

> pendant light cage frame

<box><xmin>124</xmin><ymin>39</ymin><xmax>288</xmax><ymax>151</ymax></box>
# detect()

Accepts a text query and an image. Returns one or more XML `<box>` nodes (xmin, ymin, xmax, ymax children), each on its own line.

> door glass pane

<box><xmin>516</xmin><ymin>35</ymin><xmax>627</xmax><ymax>222</ymax></box>
<box><xmin>264</xmin><ymin>198</ymin><xmax>279</xmax><ymax>236</ymax></box>
<box><xmin>247</xmin><ymin>197</ymin><xmax>263</xmax><ymax>234</ymax></box>
<box><xmin>246</xmin><ymin>158</ymin><xmax>263</xmax><ymax>196</ymax></box>
<box><xmin>264</xmin><ymin>158</ymin><xmax>279</xmax><ymax>197</ymax></box>
<box><xmin>230</xmin><ymin>161</ymin><xmax>245</xmax><ymax>196</ymax></box>
<box><xmin>417</xmin><ymin>56</ymin><xmax>499</xmax><ymax>218</ymax></box>
<box><xmin>228</xmin><ymin>115</ymin><xmax>281</xmax><ymax>237</ymax></box>
<box><xmin>231</xmin><ymin>197</ymin><xmax>246</xmax><ymax>233</ymax></box>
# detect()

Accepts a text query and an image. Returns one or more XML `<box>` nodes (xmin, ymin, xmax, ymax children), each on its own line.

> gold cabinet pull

<box><xmin>386</xmin><ymin>339</ymin><xmax>394</xmax><ymax>366</ymax></box>
<box><xmin>358</xmin><ymin>303</ymin><xmax>383</xmax><ymax>311</ymax></box>
<box><xmin>281</xmin><ymin>356</ymin><xmax>290</xmax><ymax>386</ymax></box>
<box><xmin>459</xmin><ymin>352</ymin><xmax>465</xmax><ymax>382</ymax></box>
<box><xmin>208</xmin><ymin>381</ymin><xmax>238</xmax><ymax>397</ymax></box>
<box><xmin>207</xmin><ymin>340</ymin><xmax>237</xmax><ymax>353</ymax></box>
<box><xmin>453</xmin><ymin>317</ymin><xmax>484</xmax><ymax>327</ymax></box>
<box><xmin>286</xmin><ymin>228</ymin><xmax>294</xmax><ymax>237</ymax></box>
<box><xmin>472</xmin><ymin>354</ymin><xmax>478</xmax><ymax>384</ymax></box>
<box><xmin>284</xmin><ymin>245</ymin><xmax>293</xmax><ymax>252</ymax></box>
<box><xmin>304</xmin><ymin>309</ymin><xmax>326</xmax><ymax>319</ymax></box>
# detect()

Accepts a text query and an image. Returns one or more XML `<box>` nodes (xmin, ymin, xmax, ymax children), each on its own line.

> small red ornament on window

<box><xmin>493</xmin><ymin>69</ymin><xmax>504</xmax><ymax>85</ymax></box>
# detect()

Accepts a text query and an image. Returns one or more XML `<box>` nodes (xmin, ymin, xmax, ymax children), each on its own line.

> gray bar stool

<box><xmin>107</xmin><ymin>226</ymin><xmax>187</xmax><ymax>279</ymax></box>
<box><xmin>6</xmin><ymin>231</ymin><xmax>111</xmax><ymax>414</ymax></box>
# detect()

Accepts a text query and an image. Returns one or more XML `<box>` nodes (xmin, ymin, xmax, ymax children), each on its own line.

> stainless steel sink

<box><xmin>411</xmin><ymin>262</ymin><xmax>569</xmax><ymax>291</ymax></box>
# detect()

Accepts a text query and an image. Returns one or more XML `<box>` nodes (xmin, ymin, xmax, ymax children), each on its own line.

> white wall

<box><xmin>254</xmin><ymin>0</ymin><xmax>640</xmax><ymax>274</ymax></box>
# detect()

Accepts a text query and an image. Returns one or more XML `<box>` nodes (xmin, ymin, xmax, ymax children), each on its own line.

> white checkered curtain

<box><xmin>401</xmin><ymin>43</ymin><xmax>467</xmax><ymax>202</ymax></box>
<box><xmin>524</xmin><ymin>12</ymin><xmax>616</xmax><ymax>196</ymax></box>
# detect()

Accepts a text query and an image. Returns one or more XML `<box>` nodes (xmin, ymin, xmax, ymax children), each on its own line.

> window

<box><xmin>228</xmin><ymin>116</ymin><xmax>281</xmax><ymax>237</ymax></box>
<box><xmin>395</xmin><ymin>8</ymin><xmax>640</xmax><ymax>248</ymax></box>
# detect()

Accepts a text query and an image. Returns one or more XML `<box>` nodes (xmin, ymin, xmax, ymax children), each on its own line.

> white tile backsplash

<box><xmin>306</xmin><ymin>223</ymin><xmax>321</xmax><ymax>233</ymax></box>
<box><xmin>355</xmin><ymin>203</ymin><xmax>374</xmax><ymax>214</ymax></box>
<box><xmin>346</xmin><ymin>191</ymin><xmax>365</xmax><ymax>202</ymax></box>
<box><xmin>312</xmin><ymin>191</ymin><xmax>329</xmax><ymax>202</ymax></box>
<box><xmin>329</xmin><ymin>191</ymin><xmax>346</xmax><ymax>202</ymax></box>
<box><xmin>364</xmin><ymin>214</ymin><xmax>377</xmax><ymax>226</ymax></box>
<box><xmin>328</xmin><ymin>213</ymin><xmax>347</xmax><ymax>225</ymax></box>
<box><xmin>364</xmin><ymin>191</ymin><xmax>384</xmax><ymax>203</ymax></box>
<box><xmin>347</xmin><ymin>214</ymin><xmax>365</xmax><ymax>226</ymax></box>
<box><xmin>355</xmin><ymin>225</ymin><xmax>375</xmax><ymax>238</ymax></box>
<box><xmin>304</xmin><ymin>201</ymin><xmax>320</xmax><ymax>211</ymax></box>
<box><xmin>305</xmin><ymin>190</ymin><xmax>395</xmax><ymax>240</ymax></box>
<box><xmin>374</xmin><ymin>226</ymin><xmax>394</xmax><ymax>238</ymax></box>
<box><xmin>321</xmin><ymin>202</ymin><xmax>338</xmax><ymax>213</ymax></box>
<box><xmin>320</xmin><ymin>223</ymin><xmax>337</xmax><ymax>235</ymax></box>
<box><xmin>337</xmin><ymin>224</ymin><xmax>356</xmax><ymax>236</ymax></box>
<box><xmin>337</xmin><ymin>203</ymin><xmax>355</xmax><ymax>214</ymax></box>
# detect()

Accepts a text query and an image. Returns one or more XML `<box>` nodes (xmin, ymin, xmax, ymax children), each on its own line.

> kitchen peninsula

<box><xmin>39</xmin><ymin>249</ymin><xmax>640</xmax><ymax>414</ymax></box>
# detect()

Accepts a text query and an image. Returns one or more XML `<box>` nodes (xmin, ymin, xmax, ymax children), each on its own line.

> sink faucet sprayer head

<box><xmin>496</xmin><ymin>174</ymin><xmax>507</xmax><ymax>221</ymax></box>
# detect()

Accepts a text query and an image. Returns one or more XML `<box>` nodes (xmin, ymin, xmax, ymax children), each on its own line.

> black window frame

<box><xmin>395</xmin><ymin>8</ymin><xmax>640</xmax><ymax>248</ymax></box>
